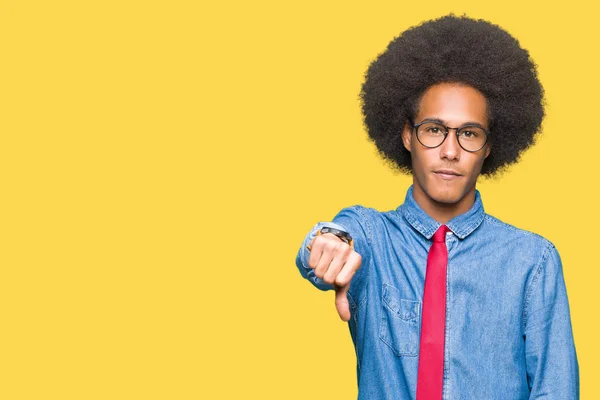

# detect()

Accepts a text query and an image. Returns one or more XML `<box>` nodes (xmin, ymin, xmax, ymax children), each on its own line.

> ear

<box><xmin>401</xmin><ymin>122</ymin><xmax>412</xmax><ymax>152</ymax></box>
<box><xmin>484</xmin><ymin>144</ymin><xmax>491</xmax><ymax>159</ymax></box>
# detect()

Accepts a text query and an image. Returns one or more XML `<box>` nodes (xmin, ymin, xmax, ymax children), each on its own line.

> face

<box><xmin>401</xmin><ymin>82</ymin><xmax>491</xmax><ymax>215</ymax></box>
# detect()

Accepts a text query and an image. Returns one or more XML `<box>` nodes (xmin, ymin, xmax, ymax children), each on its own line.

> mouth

<box><xmin>433</xmin><ymin>169</ymin><xmax>463</xmax><ymax>180</ymax></box>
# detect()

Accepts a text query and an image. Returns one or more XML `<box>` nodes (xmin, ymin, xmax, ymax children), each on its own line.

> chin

<box><xmin>427</xmin><ymin>186</ymin><xmax>465</xmax><ymax>205</ymax></box>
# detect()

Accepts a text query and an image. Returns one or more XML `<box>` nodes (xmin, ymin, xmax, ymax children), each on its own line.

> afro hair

<box><xmin>359</xmin><ymin>13</ymin><xmax>545</xmax><ymax>177</ymax></box>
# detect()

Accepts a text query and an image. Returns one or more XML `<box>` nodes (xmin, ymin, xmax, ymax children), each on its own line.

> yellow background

<box><xmin>1</xmin><ymin>0</ymin><xmax>597</xmax><ymax>398</ymax></box>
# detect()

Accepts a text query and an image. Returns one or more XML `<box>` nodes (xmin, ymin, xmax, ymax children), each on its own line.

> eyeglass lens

<box><xmin>416</xmin><ymin>122</ymin><xmax>487</xmax><ymax>151</ymax></box>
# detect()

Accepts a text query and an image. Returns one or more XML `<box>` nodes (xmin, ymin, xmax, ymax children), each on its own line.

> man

<box><xmin>295</xmin><ymin>14</ymin><xmax>579</xmax><ymax>399</ymax></box>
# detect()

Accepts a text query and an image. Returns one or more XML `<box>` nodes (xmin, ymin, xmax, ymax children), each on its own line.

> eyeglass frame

<box><xmin>410</xmin><ymin>118</ymin><xmax>491</xmax><ymax>153</ymax></box>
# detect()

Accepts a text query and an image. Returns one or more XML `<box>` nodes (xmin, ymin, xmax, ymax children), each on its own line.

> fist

<box><xmin>307</xmin><ymin>231</ymin><xmax>362</xmax><ymax>321</ymax></box>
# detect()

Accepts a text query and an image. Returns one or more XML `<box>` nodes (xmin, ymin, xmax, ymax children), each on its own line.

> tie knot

<box><xmin>433</xmin><ymin>225</ymin><xmax>450</xmax><ymax>243</ymax></box>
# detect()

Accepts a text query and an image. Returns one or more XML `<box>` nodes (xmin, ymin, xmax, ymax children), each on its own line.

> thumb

<box><xmin>334</xmin><ymin>283</ymin><xmax>351</xmax><ymax>322</ymax></box>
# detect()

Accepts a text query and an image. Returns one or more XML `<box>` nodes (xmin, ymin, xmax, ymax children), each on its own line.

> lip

<box><xmin>433</xmin><ymin>169</ymin><xmax>463</xmax><ymax>179</ymax></box>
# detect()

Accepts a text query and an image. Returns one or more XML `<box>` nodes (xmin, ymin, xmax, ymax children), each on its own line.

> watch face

<box><xmin>321</xmin><ymin>227</ymin><xmax>349</xmax><ymax>239</ymax></box>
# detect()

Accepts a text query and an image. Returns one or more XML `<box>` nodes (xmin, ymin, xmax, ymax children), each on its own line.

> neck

<box><xmin>411</xmin><ymin>183</ymin><xmax>476</xmax><ymax>224</ymax></box>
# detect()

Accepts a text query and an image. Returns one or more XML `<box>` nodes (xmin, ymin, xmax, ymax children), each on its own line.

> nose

<box><xmin>439</xmin><ymin>129</ymin><xmax>461</xmax><ymax>161</ymax></box>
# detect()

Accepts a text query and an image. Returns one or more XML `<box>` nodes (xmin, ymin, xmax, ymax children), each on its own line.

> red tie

<box><xmin>416</xmin><ymin>225</ymin><xmax>450</xmax><ymax>400</ymax></box>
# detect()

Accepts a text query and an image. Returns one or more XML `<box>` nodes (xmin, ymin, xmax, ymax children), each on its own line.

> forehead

<box><xmin>415</xmin><ymin>83</ymin><xmax>488</xmax><ymax>127</ymax></box>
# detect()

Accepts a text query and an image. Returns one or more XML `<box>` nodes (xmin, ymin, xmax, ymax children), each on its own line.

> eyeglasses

<box><xmin>411</xmin><ymin>119</ymin><xmax>490</xmax><ymax>152</ymax></box>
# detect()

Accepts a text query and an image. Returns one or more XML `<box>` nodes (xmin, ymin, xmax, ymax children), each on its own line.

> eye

<box><xmin>417</xmin><ymin>122</ymin><xmax>446</xmax><ymax>137</ymax></box>
<box><xmin>422</xmin><ymin>124</ymin><xmax>445</xmax><ymax>135</ymax></box>
<box><xmin>459</xmin><ymin>128</ymin><xmax>482</xmax><ymax>138</ymax></box>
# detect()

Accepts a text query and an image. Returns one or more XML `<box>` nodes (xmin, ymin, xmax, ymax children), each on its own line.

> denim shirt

<box><xmin>295</xmin><ymin>185</ymin><xmax>579</xmax><ymax>399</ymax></box>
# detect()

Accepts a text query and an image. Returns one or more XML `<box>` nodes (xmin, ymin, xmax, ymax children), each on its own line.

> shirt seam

<box><xmin>353</xmin><ymin>205</ymin><xmax>374</xmax><ymax>249</ymax></box>
<box><xmin>352</xmin><ymin>206</ymin><xmax>373</xmax><ymax>309</ymax></box>
<box><xmin>522</xmin><ymin>241</ymin><xmax>555</xmax><ymax>333</ymax></box>
<box><xmin>483</xmin><ymin>214</ymin><xmax>549</xmax><ymax>241</ymax></box>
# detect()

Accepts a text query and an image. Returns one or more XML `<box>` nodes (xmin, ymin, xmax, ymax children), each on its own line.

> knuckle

<box><xmin>318</xmin><ymin>238</ymin><xmax>330</xmax><ymax>249</ymax></box>
<box><xmin>352</xmin><ymin>252</ymin><xmax>362</xmax><ymax>267</ymax></box>
<box><xmin>332</xmin><ymin>243</ymin><xmax>349</xmax><ymax>257</ymax></box>
<box><xmin>309</xmin><ymin>256</ymin><xmax>321</xmax><ymax>269</ymax></box>
<box><xmin>338</xmin><ymin>271</ymin><xmax>355</xmax><ymax>287</ymax></box>
<box><xmin>312</xmin><ymin>237</ymin><xmax>323</xmax><ymax>249</ymax></box>
<box><xmin>339</xmin><ymin>243</ymin><xmax>351</xmax><ymax>255</ymax></box>
<box><xmin>329</xmin><ymin>237</ymin><xmax>343</xmax><ymax>249</ymax></box>
<box><xmin>334</xmin><ymin>275</ymin><xmax>347</xmax><ymax>287</ymax></box>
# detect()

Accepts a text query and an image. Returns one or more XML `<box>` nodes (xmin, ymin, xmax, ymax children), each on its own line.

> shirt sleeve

<box><xmin>523</xmin><ymin>243</ymin><xmax>579</xmax><ymax>399</ymax></box>
<box><xmin>295</xmin><ymin>205</ymin><xmax>373</xmax><ymax>291</ymax></box>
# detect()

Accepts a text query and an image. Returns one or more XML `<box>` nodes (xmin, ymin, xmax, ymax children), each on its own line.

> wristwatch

<box><xmin>306</xmin><ymin>226</ymin><xmax>354</xmax><ymax>251</ymax></box>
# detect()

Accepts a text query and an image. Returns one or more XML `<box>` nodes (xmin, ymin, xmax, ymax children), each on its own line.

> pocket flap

<box><xmin>382</xmin><ymin>284</ymin><xmax>420</xmax><ymax>320</ymax></box>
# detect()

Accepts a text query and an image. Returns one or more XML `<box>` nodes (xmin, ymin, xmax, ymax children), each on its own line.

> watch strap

<box><xmin>306</xmin><ymin>226</ymin><xmax>353</xmax><ymax>251</ymax></box>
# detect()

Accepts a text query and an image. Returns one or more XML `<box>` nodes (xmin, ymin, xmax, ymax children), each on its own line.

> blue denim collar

<box><xmin>398</xmin><ymin>185</ymin><xmax>485</xmax><ymax>240</ymax></box>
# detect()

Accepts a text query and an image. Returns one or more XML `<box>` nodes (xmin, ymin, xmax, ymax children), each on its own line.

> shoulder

<box><xmin>334</xmin><ymin>204</ymin><xmax>378</xmax><ymax>219</ymax></box>
<box><xmin>481</xmin><ymin>214</ymin><xmax>564</xmax><ymax>303</ymax></box>
<box><xmin>481</xmin><ymin>213</ymin><xmax>561</xmax><ymax>285</ymax></box>
<box><xmin>332</xmin><ymin>204</ymin><xmax>407</xmax><ymax>246</ymax></box>
<box><xmin>482</xmin><ymin>213</ymin><xmax>556</xmax><ymax>252</ymax></box>
<box><xmin>333</xmin><ymin>204</ymin><xmax>390</xmax><ymax>227</ymax></box>
<box><xmin>330</xmin><ymin>205</ymin><xmax>379</xmax><ymax>247</ymax></box>
<box><xmin>334</xmin><ymin>204</ymin><xmax>404</xmax><ymax>230</ymax></box>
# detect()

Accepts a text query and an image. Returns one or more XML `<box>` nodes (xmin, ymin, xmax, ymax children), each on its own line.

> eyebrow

<box><xmin>418</xmin><ymin>117</ymin><xmax>488</xmax><ymax>130</ymax></box>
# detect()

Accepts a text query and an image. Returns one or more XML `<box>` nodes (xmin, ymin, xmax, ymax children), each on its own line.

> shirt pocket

<box><xmin>379</xmin><ymin>283</ymin><xmax>421</xmax><ymax>357</ymax></box>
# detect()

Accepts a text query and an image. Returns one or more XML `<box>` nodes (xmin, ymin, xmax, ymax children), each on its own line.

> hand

<box><xmin>307</xmin><ymin>232</ymin><xmax>362</xmax><ymax>321</ymax></box>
